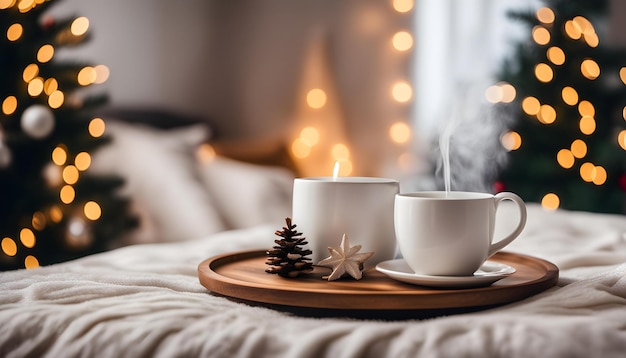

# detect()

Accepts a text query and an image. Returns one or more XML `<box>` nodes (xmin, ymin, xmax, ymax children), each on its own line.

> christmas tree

<box><xmin>0</xmin><ymin>0</ymin><xmax>137</xmax><ymax>270</ymax></box>
<box><xmin>496</xmin><ymin>0</ymin><xmax>626</xmax><ymax>214</ymax></box>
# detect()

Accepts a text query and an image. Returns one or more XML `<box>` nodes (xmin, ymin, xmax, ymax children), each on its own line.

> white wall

<box><xmin>49</xmin><ymin>0</ymin><xmax>214</xmax><ymax>118</ymax></box>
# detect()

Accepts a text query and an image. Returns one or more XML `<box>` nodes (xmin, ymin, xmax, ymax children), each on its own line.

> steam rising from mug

<box><xmin>436</xmin><ymin>86</ymin><xmax>511</xmax><ymax>193</ymax></box>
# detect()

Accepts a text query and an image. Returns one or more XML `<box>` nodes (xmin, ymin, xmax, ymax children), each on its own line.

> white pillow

<box><xmin>89</xmin><ymin>120</ymin><xmax>226</xmax><ymax>245</ymax></box>
<box><xmin>197</xmin><ymin>156</ymin><xmax>294</xmax><ymax>230</ymax></box>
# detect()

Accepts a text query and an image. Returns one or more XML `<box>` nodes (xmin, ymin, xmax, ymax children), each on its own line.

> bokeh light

<box><xmin>561</xmin><ymin>86</ymin><xmax>578</xmax><ymax>106</ymax></box>
<box><xmin>522</xmin><ymin>96</ymin><xmax>541</xmax><ymax>115</ymax></box>
<box><xmin>389</xmin><ymin>122</ymin><xmax>411</xmax><ymax>144</ymax></box>
<box><xmin>306</xmin><ymin>88</ymin><xmax>327</xmax><ymax>109</ymax></box>
<box><xmin>570</xmin><ymin>139</ymin><xmax>587</xmax><ymax>158</ymax></box>
<box><xmin>581</xmin><ymin>59</ymin><xmax>600</xmax><ymax>80</ymax></box>
<box><xmin>84</xmin><ymin>201</ymin><xmax>102</xmax><ymax>220</ymax></box>
<box><xmin>547</xmin><ymin>46</ymin><xmax>565</xmax><ymax>65</ymax></box>
<box><xmin>536</xmin><ymin>7</ymin><xmax>555</xmax><ymax>24</ymax></box>
<box><xmin>532</xmin><ymin>26</ymin><xmax>550</xmax><ymax>45</ymax></box>
<box><xmin>393</xmin><ymin>0</ymin><xmax>414</xmax><ymax>13</ymax></box>
<box><xmin>392</xmin><ymin>81</ymin><xmax>412</xmax><ymax>102</ymax></box>
<box><xmin>557</xmin><ymin>149</ymin><xmax>575</xmax><ymax>169</ymax></box>
<box><xmin>500</xmin><ymin>131</ymin><xmax>522</xmax><ymax>151</ymax></box>
<box><xmin>392</xmin><ymin>31</ymin><xmax>413</xmax><ymax>51</ymax></box>
<box><xmin>88</xmin><ymin>118</ymin><xmax>106</xmax><ymax>137</ymax></box>
<box><xmin>541</xmin><ymin>193</ymin><xmax>560</xmax><ymax>210</ymax></box>
<box><xmin>535</xmin><ymin>63</ymin><xmax>554</xmax><ymax>82</ymax></box>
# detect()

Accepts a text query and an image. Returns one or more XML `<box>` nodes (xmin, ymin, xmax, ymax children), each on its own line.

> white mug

<box><xmin>394</xmin><ymin>191</ymin><xmax>527</xmax><ymax>276</ymax></box>
<box><xmin>292</xmin><ymin>177</ymin><xmax>399</xmax><ymax>268</ymax></box>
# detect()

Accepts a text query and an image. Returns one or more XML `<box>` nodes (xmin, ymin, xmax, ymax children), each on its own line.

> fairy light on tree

<box><xmin>495</xmin><ymin>0</ymin><xmax>626</xmax><ymax>213</ymax></box>
<box><xmin>0</xmin><ymin>0</ymin><xmax>137</xmax><ymax>270</ymax></box>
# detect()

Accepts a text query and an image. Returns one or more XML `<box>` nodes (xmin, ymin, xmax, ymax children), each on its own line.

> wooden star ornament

<box><xmin>317</xmin><ymin>234</ymin><xmax>374</xmax><ymax>281</ymax></box>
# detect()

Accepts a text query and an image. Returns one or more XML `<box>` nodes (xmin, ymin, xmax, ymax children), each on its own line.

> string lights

<box><xmin>288</xmin><ymin>0</ymin><xmax>414</xmax><ymax>177</ymax></box>
<box><xmin>1</xmin><ymin>0</ymin><xmax>122</xmax><ymax>269</ymax></box>
<box><xmin>494</xmin><ymin>4</ymin><xmax>626</xmax><ymax>212</ymax></box>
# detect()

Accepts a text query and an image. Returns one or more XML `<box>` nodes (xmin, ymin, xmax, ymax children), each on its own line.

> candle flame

<box><xmin>333</xmin><ymin>161</ymin><xmax>340</xmax><ymax>180</ymax></box>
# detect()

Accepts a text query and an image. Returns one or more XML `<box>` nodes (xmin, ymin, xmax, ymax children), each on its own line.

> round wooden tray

<box><xmin>198</xmin><ymin>250</ymin><xmax>558</xmax><ymax>314</ymax></box>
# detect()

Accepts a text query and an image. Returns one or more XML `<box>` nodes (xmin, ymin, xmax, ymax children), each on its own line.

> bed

<box><xmin>1</xmin><ymin>111</ymin><xmax>626</xmax><ymax>357</ymax></box>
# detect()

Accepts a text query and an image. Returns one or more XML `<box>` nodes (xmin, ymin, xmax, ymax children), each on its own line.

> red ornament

<box><xmin>618</xmin><ymin>175</ymin><xmax>626</xmax><ymax>192</ymax></box>
<box><xmin>42</xmin><ymin>15</ymin><xmax>55</xmax><ymax>30</ymax></box>
<box><xmin>493</xmin><ymin>181</ymin><xmax>506</xmax><ymax>193</ymax></box>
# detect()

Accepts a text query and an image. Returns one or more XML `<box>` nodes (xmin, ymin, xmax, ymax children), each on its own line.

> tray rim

<box><xmin>198</xmin><ymin>250</ymin><xmax>559</xmax><ymax>311</ymax></box>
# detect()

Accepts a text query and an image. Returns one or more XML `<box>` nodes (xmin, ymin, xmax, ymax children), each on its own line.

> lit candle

<box><xmin>292</xmin><ymin>164</ymin><xmax>399</xmax><ymax>268</ymax></box>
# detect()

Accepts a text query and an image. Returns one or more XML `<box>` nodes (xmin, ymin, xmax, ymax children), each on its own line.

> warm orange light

<box><xmin>28</xmin><ymin>77</ymin><xmax>44</xmax><ymax>96</ymax></box>
<box><xmin>306</xmin><ymin>88</ymin><xmax>327</xmax><ymax>109</ymax></box>
<box><xmin>564</xmin><ymin>20</ymin><xmax>582</xmax><ymax>40</ymax></box>
<box><xmin>52</xmin><ymin>145</ymin><xmax>67</xmax><ymax>166</ymax></box>
<box><xmin>578</xmin><ymin>100</ymin><xmax>595</xmax><ymax>116</ymax></box>
<box><xmin>77</xmin><ymin>67</ymin><xmax>97</xmax><ymax>86</ymax></box>
<box><xmin>1</xmin><ymin>237</ymin><xmax>17</xmax><ymax>257</ymax></box>
<box><xmin>48</xmin><ymin>90</ymin><xmax>64</xmax><ymax>109</ymax></box>
<box><xmin>7</xmin><ymin>23</ymin><xmax>23</xmax><ymax>41</ymax></box>
<box><xmin>32</xmin><ymin>211</ymin><xmax>46</xmax><ymax>231</ymax></box>
<box><xmin>535</xmin><ymin>63</ymin><xmax>553</xmax><ymax>82</ymax></box>
<box><xmin>537</xmin><ymin>104</ymin><xmax>556</xmax><ymax>124</ymax></box>
<box><xmin>547</xmin><ymin>47</ymin><xmax>565</xmax><ymax>65</ymax></box>
<box><xmin>331</xmin><ymin>143</ymin><xmax>350</xmax><ymax>160</ymax></box>
<box><xmin>49</xmin><ymin>206</ymin><xmax>63</xmax><ymax>223</ymax></box>
<box><xmin>60</xmin><ymin>185</ymin><xmax>75</xmax><ymax>204</ymax></box>
<box><xmin>561</xmin><ymin>86</ymin><xmax>578</xmax><ymax>106</ymax></box>
<box><xmin>2</xmin><ymin>96</ymin><xmax>17</xmax><ymax>115</ymax></box>
<box><xmin>536</xmin><ymin>7</ymin><xmax>555</xmax><ymax>24</ymax></box>
<box><xmin>579</xmin><ymin>116</ymin><xmax>596</xmax><ymax>135</ymax></box>
<box><xmin>392</xmin><ymin>82</ymin><xmax>412</xmax><ymax>102</ymax></box>
<box><xmin>24</xmin><ymin>255</ymin><xmax>39</xmax><ymax>269</ymax></box>
<box><xmin>581</xmin><ymin>59</ymin><xmax>600</xmax><ymax>80</ymax></box>
<box><xmin>84</xmin><ymin>201</ymin><xmax>102</xmax><ymax>220</ymax></box>
<box><xmin>500</xmin><ymin>131</ymin><xmax>522</xmax><ymax>151</ymax></box>
<box><xmin>22</xmin><ymin>63</ymin><xmax>39</xmax><ymax>82</ymax></box>
<box><xmin>37</xmin><ymin>44</ymin><xmax>54</xmax><ymax>63</ymax></box>
<box><xmin>592</xmin><ymin>166</ymin><xmax>607</xmax><ymax>185</ymax></box>
<box><xmin>0</xmin><ymin>0</ymin><xmax>16</xmax><ymax>10</ymax></box>
<box><xmin>291</xmin><ymin>138</ymin><xmax>311</xmax><ymax>159</ymax></box>
<box><xmin>20</xmin><ymin>228</ymin><xmax>35</xmax><ymax>248</ymax></box>
<box><xmin>196</xmin><ymin>143</ymin><xmax>216</xmax><ymax>164</ymax></box>
<box><xmin>71</xmin><ymin>16</ymin><xmax>89</xmax><ymax>36</ymax></box>
<box><xmin>389</xmin><ymin>122</ymin><xmax>411</xmax><ymax>144</ymax></box>
<box><xmin>500</xmin><ymin>84</ymin><xmax>516</xmax><ymax>103</ymax></box>
<box><xmin>618</xmin><ymin>130</ymin><xmax>626</xmax><ymax>150</ymax></box>
<box><xmin>584</xmin><ymin>32</ymin><xmax>599</xmax><ymax>47</ymax></box>
<box><xmin>570</xmin><ymin>139</ymin><xmax>587</xmax><ymax>158</ymax></box>
<box><xmin>88</xmin><ymin>118</ymin><xmax>106</xmax><ymax>137</ymax></box>
<box><xmin>620</xmin><ymin>68</ymin><xmax>626</xmax><ymax>85</ymax></box>
<box><xmin>522</xmin><ymin>96</ymin><xmax>541</xmax><ymax>115</ymax></box>
<box><xmin>556</xmin><ymin>149</ymin><xmax>575</xmax><ymax>169</ymax></box>
<box><xmin>392</xmin><ymin>31</ymin><xmax>413</xmax><ymax>51</ymax></box>
<box><xmin>393</xmin><ymin>0</ymin><xmax>414</xmax><ymax>13</ymax></box>
<box><xmin>580</xmin><ymin>162</ymin><xmax>595</xmax><ymax>182</ymax></box>
<box><xmin>297</xmin><ymin>127</ymin><xmax>318</xmax><ymax>147</ymax></box>
<box><xmin>532</xmin><ymin>26</ymin><xmax>550</xmax><ymax>45</ymax></box>
<box><xmin>541</xmin><ymin>193</ymin><xmax>560</xmax><ymax>210</ymax></box>
<box><xmin>62</xmin><ymin>165</ymin><xmax>79</xmax><ymax>185</ymax></box>
<box><xmin>44</xmin><ymin>78</ymin><xmax>58</xmax><ymax>95</ymax></box>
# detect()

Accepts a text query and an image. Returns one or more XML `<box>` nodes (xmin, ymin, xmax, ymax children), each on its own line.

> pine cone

<box><xmin>265</xmin><ymin>218</ymin><xmax>313</xmax><ymax>278</ymax></box>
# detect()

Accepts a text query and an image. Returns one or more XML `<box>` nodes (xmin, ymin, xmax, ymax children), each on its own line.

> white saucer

<box><xmin>375</xmin><ymin>259</ymin><xmax>516</xmax><ymax>289</ymax></box>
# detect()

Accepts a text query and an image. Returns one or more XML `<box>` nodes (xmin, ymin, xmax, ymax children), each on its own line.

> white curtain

<box><xmin>412</xmin><ymin>0</ymin><xmax>540</xmax><ymax>136</ymax></box>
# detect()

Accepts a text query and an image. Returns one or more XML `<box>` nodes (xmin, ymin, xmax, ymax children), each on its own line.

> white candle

<box><xmin>292</xmin><ymin>176</ymin><xmax>399</xmax><ymax>268</ymax></box>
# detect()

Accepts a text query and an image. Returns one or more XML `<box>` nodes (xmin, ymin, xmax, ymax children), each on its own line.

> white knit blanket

<box><xmin>1</xmin><ymin>204</ymin><xmax>626</xmax><ymax>358</ymax></box>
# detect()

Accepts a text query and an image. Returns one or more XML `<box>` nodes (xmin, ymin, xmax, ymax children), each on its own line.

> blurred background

<box><xmin>2</xmin><ymin>0</ymin><xmax>625</xmax><ymax>269</ymax></box>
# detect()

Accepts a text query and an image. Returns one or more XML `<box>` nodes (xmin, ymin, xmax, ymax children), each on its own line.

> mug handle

<box><xmin>488</xmin><ymin>192</ymin><xmax>527</xmax><ymax>257</ymax></box>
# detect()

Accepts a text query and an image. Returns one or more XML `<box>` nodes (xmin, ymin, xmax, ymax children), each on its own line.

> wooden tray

<box><xmin>198</xmin><ymin>250</ymin><xmax>558</xmax><ymax>316</ymax></box>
